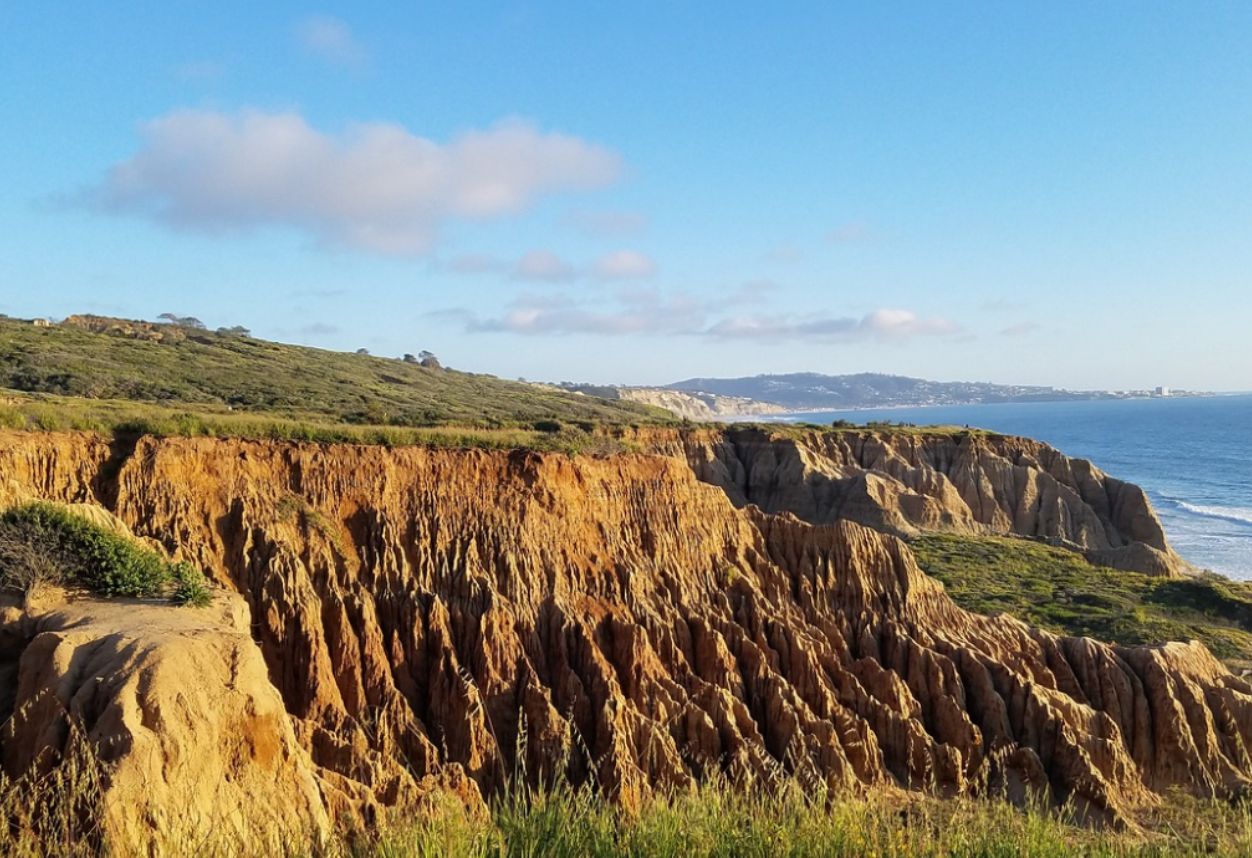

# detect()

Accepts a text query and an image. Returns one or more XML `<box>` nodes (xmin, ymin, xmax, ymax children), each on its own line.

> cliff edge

<box><xmin>0</xmin><ymin>428</ymin><xmax>1244</xmax><ymax>848</ymax></box>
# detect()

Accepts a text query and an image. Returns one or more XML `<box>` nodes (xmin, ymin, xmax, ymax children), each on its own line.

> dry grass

<box><xmin>1</xmin><ymin>744</ymin><xmax>1249</xmax><ymax>858</ymax></box>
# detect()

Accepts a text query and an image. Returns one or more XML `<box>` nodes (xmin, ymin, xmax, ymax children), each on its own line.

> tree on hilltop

<box><xmin>158</xmin><ymin>313</ymin><xmax>206</xmax><ymax>329</ymax></box>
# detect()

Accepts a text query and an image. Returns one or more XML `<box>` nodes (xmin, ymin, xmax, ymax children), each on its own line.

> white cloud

<box><xmin>295</xmin><ymin>14</ymin><xmax>367</xmax><ymax>67</ymax></box>
<box><xmin>861</xmin><ymin>308</ymin><xmax>960</xmax><ymax>338</ymax></box>
<box><xmin>91</xmin><ymin>110</ymin><xmax>622</xmax><ymax>256</ymax></box>
<box><xmin>703</xmin><ymin>308</ymin><xmax>960</xmax><ymax>342</ymax></box>
<box><xmin>704</xmin><ymin>314</ymin><xmax>858</xmax><ymax>340</ymax></box>
<box><xmin>469</xmin><ymin>293</ymin><xmax>703</xmax><ymax>336</ymax></box>
<box><xmin>447</xmin><ymin>288</ymin><xmax>959</xmax><ymax>343</ymax></box>
<box><xmin>591</xmin><ymin>249</ymin><xmax>657</xmax><ymax>280</ymax></box>
<box><xmin>512</xmin><ymin>250</ymin><xmax>576</xmax><ymax>282</ymax></box>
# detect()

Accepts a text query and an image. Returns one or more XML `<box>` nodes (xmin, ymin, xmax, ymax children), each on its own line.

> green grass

<box><xmin>0</xmin><ymin>501</ymin><xmax>211</xmax><ymax>604</ymax></box>
<box><xmin>912</xmin><ymin>533</ymin><xmax>1252</xmax><ymax>670</ymax></box>
<box><xmin>0</xmin><ymin>315</ymin><xmax>669</xmax><ymax>429</ymax></box>
<box><xmin>4</xmin><ymin>747</ymin><xmax>1252</xmax><ymax>858</ymax></box>
<box><xmin>347</xmin><ymin>783</ymin><xmax>1252</xmax><ymax>858</ymax></box>
<box><xmin>0</xmin><ymin>392</ymin><xmax>643</xmax><ymax>455</ymax></box>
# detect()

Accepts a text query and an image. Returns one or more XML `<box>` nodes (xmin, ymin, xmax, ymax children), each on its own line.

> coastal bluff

<box><xmin>0</xmin><ymin>428</ymin><xmax>1242</xmax><ymax>852</ymax></box>
<box><xmin>645</xmin><ymin>426</ymin><xmax>1184</xmax><ymax>577</ymax></box>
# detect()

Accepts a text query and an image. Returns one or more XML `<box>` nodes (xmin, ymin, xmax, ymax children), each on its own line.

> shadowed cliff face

<box><xmin>651</xmin><ymin>428</ymin><xmax>1184</xmax><ymax>577</ymax></box>
<box><xmin>0</xmin><ymin>430</ymin><xmax>1246</xmax><ymax>836</ymax></box>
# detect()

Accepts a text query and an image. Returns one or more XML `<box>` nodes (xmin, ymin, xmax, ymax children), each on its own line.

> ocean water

<box><xmin>775</xmin><ymin>395</ymin><xmax>1252</xmax><ymax>579</ymax></box>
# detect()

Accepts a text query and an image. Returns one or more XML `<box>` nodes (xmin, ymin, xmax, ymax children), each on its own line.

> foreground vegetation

<box><xmin>353</xmin><ymin>784</ymin><xmax>1252</xmax><ymax>858</ymax></box>
<box><xmin>913</xmin><ymin>533</ymin><xmax>1252</xmax><ymax>670</ymax></box>
<box><xmin>0</xmin><ymin>501</ymin><xmax>210</xmax><ymax>605</ymax></box>
<box><xmin>0</xmin><ymin>315</ymin><xmax>667</xmax><ymax>428</ymax></box>
<box><xmin>3</xmin><ymin>752</ymin><xmax>1251</xmax><ymax>858</ymax></box>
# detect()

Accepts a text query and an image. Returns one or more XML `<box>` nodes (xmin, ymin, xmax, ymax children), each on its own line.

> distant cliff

<box><xmin>614</xmin><ymin>387</ymin><xmax>786</xmax><ymax>419</ymax></box>
<box><xmin>557</xmin><ymin>383</ymin><xmax>785</xmax><ymax>420</ymax></box>
<box><xmin>643</xmin><ymin>426</ymin><xmax>1185</xmax><ymax>577</ymax></box>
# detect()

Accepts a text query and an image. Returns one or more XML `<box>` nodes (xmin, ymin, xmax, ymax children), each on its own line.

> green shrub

<box><xmin>169</xmin><ymin>561</ymin><xmax>212</xmax><ymax>607</ymax></box>
<box><xmin>0</xmin><ymin>502</ymin><xmax>211</xmax><ymax>606</ymax></box>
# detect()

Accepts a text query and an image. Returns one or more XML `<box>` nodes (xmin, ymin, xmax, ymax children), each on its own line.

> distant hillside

<box><xmin>0</xmin><ymin>315</ymin><xmax>667</xmax><ymax>428</ymax></box>
<box><xmin>667</xmin><ymin>372</ymin><xmax>1117</xmax><ymax>411</ymax></box>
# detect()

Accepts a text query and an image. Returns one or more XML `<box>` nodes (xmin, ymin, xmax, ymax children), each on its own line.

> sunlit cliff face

<box><xmin>0</xmin><ymin>428</ymin><xmax>1247</xmax><ymax>850</ymax></box>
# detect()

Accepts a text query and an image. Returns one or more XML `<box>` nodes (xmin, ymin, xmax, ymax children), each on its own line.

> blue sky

<box><xmin>2</xmin><ymin>2</ymin><xmax>1250</xmax><ymax>390</ymax></box>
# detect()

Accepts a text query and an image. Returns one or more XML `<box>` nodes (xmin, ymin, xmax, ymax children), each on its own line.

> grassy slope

<box><xmin>0</xmin><ymin>316</ymin><xmax>668</xmax><ymax>428</ymax></box>
<box><xmin>913</xmin><ymin>533</ymin><xmax>1252</xmax><ymax>671</ymax></box>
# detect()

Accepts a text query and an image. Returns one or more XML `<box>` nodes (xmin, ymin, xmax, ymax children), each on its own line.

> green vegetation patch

<box><xmin>0</xmin><ymin>393</ymin><xmax>645</xmax><ymax>456</ymax></box>
<box><xmin>912</xmin><ymin>533</ymin><xmax>1252</xmax><ymax>669</ymax></box>
<box><xmin>0</xmin><ymin>502</ymin><xmax>211</xmax><ymax>605</ymax></box>
<box><xmin>0</xmin><ymin>315</ymin><xmax>670</xmax><ymax>429</ymax></box>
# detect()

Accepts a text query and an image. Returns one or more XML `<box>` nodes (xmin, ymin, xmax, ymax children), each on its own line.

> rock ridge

<box><xmin>643</xmin><ymin>427</ymin><xmax>1184</xmax><ymax>576</ymax></box>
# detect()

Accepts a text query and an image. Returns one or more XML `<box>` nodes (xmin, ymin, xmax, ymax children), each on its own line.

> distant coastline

<box><xmin>746</xmin><ymin>390</ymin><xmax>1227</xmax><ymax>423</ymax></box>
<box><xmin>563</xmin><ymin>373</ymin><xmax>1219</xmax><ymax>422</ymax></box>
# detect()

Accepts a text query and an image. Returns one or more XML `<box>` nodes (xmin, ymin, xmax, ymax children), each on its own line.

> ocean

<box><xmin>775</xmin><ymin>394</ymin><xmax>1252</xmax><ymax>579</ymax></box>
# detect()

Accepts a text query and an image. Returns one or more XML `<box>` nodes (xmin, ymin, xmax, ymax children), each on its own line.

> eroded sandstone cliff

<box><xmin>648</xmin><ymin>427</ymin><xmax>1184</xmax><ymax>576</ymax></box>
<box><xmin>0</xmin><ymin>429</ymin><xmax>1244</xmax><ymax>849</ymax></box>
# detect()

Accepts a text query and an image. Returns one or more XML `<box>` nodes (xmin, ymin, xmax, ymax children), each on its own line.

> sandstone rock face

<box><xmin>0</xmin><ymin>590</ymin><xmax>331</xmax><ymax>854</ymax></box>
<box><xmin>0</xmin><ymin>429</ymin><xmax>1244</xmax><ymax>839</ymax></box>
<box><xmin>655</xmin><ymin>427</ymin><xmax>1185</xmax><ymax>576</ymax></box>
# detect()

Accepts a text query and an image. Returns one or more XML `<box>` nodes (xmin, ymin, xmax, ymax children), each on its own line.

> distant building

<box><xmin>1155</xmin><ymin>386</ymin><xmax>1171</xmax><ymax>397</ymax></box>
<box><xmin>31</xmin><ymin>318</ymin><xmax>51</xmax><ymax>327</ymax></box>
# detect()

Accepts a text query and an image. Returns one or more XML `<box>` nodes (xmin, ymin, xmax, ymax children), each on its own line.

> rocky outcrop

<box><xmin>649</xmin><ymin>427</ymin><xmax>1185</xmax><ymax>576</ymax></box>
<box><xmin>0</xmin><ymin>589</ymin><xmax>332</xmax><ymax>854</ymax></box>
<box><xmin>0</xmin><ymin>429</ymin><xmax>1244</xmax><ymax>844</ymax></box>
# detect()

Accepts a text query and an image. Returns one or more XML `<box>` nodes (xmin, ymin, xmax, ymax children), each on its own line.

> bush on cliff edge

<box><xmin>0</xmin><ymin>502</ymin><xmax>211</xmax><ymax>605</ymax></box>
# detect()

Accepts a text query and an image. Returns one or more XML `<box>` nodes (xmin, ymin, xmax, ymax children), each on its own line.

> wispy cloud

<box><xmin>826</xmin><ymin>221</ymin><xmax>870</xmax><ymax>244</ymax></box>
<box><xmin>512</xmin><ymin>250</ymin><xmax>576</xmax><ymax>283</ymax></box>
<box><xmin>445</xmin><ymin>247</ymin><xmax>657</xmax><ymax>282</ymax></box>
<box><xmin>764</xmin><ymin>243</ymin><xmax>803</xmax><ymax>264</ymax></box>
<box><xmin>88</xmin><ymin>110</ymin><xmax>621</xmax><ymax>256</ymax></box>
<box><xmin>706</xmin><ymin>309</ymin><xmax>959</xmax><ymax>342</ymax></box>
<box><xmin>446</xmin><ymin>252</ymin><xmax>504</xmax><ymax>274</ymax></box>
<box><xmin>591</xmin><ymin>249</ymin><xmax>657</xmax><ymax>280</ymax></box>
<box><xmin>295</xmin><ymin>14</ymin><xmax>367</xmax><ymax>68</ymax></box>
<box><xmin>465</xmin><ymin>293</ymin><xmax>704</xmax><ymax>336</ymax></box>
<box><xmin>443</xmin><ymin>287</ymin><xmax>960</xmax><ymax>343</ymax></box>
<box><xmin>727</xmin><ymin>279</ymin><xmax>778</xmax><ymax>305</ymax></box>
<box><xmin>1000</xmin><ymin>321</ymin><xmax>1041</xmax><ymax>337</ymax></box>
<box><xmin>566</xmin><ymin>209</ymin><xmax>647</xmax><ymax>236</ymax></box>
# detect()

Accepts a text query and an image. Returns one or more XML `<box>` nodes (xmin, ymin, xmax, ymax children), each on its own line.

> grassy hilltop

<box><xmin>0</xmin><ymin>314</ymin><xmax>666</xmax><ymax>429</ymax></box>
<box><xmin>0</xmin><ymin>314</ymin><xmax>671</xmax><ymax>451</ymax></box>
